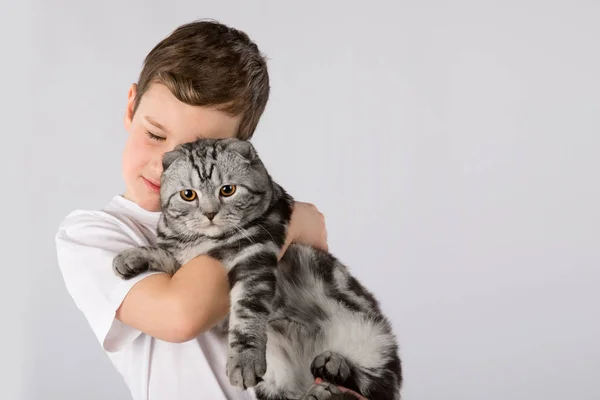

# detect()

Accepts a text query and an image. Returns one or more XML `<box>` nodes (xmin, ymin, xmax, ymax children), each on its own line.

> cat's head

<box><xmin>159</xmin><ymin>138</ymin><xmax>273</xmax><ymax>238</ymax></box>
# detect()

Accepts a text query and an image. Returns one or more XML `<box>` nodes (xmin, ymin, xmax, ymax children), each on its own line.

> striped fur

<box><xmin>113</xmin><ymin>138</ymin><xmax>402</xmax><ymax>400</ymax></box>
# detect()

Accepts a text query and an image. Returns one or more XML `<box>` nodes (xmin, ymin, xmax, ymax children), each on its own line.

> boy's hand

<box><xmin>279</xmin><ymin>202</ymin><xmax>328</xmax><ymax>258</ymax></box>
<box><xmin>291</xmin><ymin>202</ymin><xmax>328</xmax><ymax>251</ymax></box>
<box><xmin>314</xmin><ymin>378</ymin><xmax>369</xmax><ymax>400</ymax></box>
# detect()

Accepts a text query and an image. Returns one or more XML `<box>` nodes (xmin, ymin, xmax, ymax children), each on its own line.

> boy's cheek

<box><xmin>123</xmin><ymin>134</ymin><xmax>150</xmax><ymax>165</ymax></box>
<box><xmin>122</xmin><ymin>141</ymin><xmax>147</xmax><ymax>183</ymax></box>
<box><xmin>121</xmin><ymin>140</ymin><xmax>138</xmax><ymax>172</ymax></box>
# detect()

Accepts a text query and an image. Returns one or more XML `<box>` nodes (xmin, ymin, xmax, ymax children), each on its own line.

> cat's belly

<box><xmin>261</xmin><ymin>262</ymin><xmax>345</xmax><ymax>397</ymax></box>
<box><xmin>260</xmin><ymin>317</ymin><xmax>316</xmax><ymax>399</ymax></box>
<box><xmin>272</xmin><ymin>245</ymin><xmax>344</xmax><ymax>329</ymax></box>
<box><xmin>259</xmin><ymin>244</ymin><xmax>394</xmax><ymax>398</ymax></box>
<box><xmin>262</xmin><ymin>304</ymin><xmax>394</xmax><ymax>399</ymax></box>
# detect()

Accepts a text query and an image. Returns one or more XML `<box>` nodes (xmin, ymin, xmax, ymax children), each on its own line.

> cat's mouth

<box><xmin>198</xmin><ymin>220</ymin><xmax>240</xmax><ymax>239</ymax></box>
<box><xmin>201</xmin><ymin>224</ymin><xmax>229</xmax><ymax>238</ymax></box>
<box><xmin>198</xmin><ymin>217</ymin><xmax>225</xmax><ymax>234</ymax></box>
<box><xmin>188</xmin><ymin>215</ymin><xmax>239</xmax><ymax>238</ymax></box>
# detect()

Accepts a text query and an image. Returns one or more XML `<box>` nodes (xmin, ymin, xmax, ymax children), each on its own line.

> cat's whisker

<box><xmin>233</xmin><ymin>225</ymin><xmax>256</xmax><ymax>245</ymax></box>
<box><xmin>256</xmin><ymin>224</ymin><xmax>276</xmax><ymax>243</ymax></box>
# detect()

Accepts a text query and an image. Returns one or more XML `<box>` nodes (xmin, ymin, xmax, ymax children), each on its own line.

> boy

<box><xmin>55</xmin><ymin>20</ymin><xmax>332</xmax><ymax>400</ymax></box>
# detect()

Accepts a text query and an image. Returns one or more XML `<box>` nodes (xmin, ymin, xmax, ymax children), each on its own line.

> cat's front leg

<box><xmin>113</xmin><ymin>246</ymin><xmax>179</xmax><ymax>280</ymax></box>
<box><xmin>226</xmin><ymin>251</ymin><xmax>278</xmax><ymax>389</ymax></box>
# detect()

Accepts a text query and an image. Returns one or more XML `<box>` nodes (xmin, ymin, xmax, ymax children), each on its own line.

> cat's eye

<box><xmin>220</xmin><ymin>185</ymin><xmax>236</xmax><ymax>197</ymax></box>
<box><xmin>180</xmin><ymin>189</ymin><xmax>197</xmax><ymax>201</ymax></box>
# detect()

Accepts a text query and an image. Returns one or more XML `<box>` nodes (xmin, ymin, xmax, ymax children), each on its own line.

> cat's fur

<box><xmin>113</xmin><ymin>138</ymin><xmax>402</xmax><ymax>400</ymax></box>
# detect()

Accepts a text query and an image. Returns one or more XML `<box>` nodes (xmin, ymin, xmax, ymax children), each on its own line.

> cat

<box><xmin>112</xmin><ymin>138</ymin><xmax>402</xmax><ymax>400</ymax></box>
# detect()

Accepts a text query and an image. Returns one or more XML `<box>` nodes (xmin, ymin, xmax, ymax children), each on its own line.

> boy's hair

<box><xmin>134</xmin><ymin>20</ymin><xmax>270</xmax><ymax>140</ymax></box>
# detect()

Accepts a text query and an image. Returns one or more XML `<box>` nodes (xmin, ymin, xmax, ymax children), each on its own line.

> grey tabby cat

<box><xmin>112</xmin><ymin>138</ymin><xmax>402</xmax><ymax>400</ymax></box>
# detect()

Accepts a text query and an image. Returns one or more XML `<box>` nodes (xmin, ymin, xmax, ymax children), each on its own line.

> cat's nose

<box><xmin>204</xmin><ymin>212</ymin><xmax>217</xmax><ymax>221</ymax></box>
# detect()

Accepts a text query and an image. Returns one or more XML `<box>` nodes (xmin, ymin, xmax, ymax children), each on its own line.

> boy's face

<box><xmin>122</xmin><ymin>83</ymin><xmax>241</xmax><ymax>212</ymax></box>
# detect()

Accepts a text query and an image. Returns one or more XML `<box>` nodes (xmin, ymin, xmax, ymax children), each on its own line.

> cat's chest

<box><xmin>173</xmin><ymin>240</ymin><xmax>219</xmax><ymax>265</ymax></box>
<box><xmin>170</xmin><ymin>237</ymin><xmax>243</xmax><ymax>270</ymax></box>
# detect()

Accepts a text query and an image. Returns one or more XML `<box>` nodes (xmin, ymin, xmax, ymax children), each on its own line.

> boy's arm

<box><xmin>117</xmin><ymin>201</ymin><xmax>328</xmax><ymax>343</ymax></box>
<box><xmin>116</xmin><ymin>255</ymin><xmax>230</xmax><ymax>343</ymax></box>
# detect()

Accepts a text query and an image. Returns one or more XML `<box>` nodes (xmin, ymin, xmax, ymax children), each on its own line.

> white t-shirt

<box><xmin>55</xmin><ymin>195</ymin><xmax>256</xmax><ymax>400</ymax></box>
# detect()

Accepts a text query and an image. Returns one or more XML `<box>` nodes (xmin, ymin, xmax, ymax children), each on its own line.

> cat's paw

<box><xmin>226</xmin><ymin>346</ymin><xmax>266</xmax><ymax>389</ymax></box>
<box><xmin>311</xmin><ymin>351</ymin><xmax>351</xmax><ymax>384</ymax></box>
<box><xmin>113</xmin><ymin>248</ymin><xmax>151</xmax><ymax>280</ymax></box>
<box><xmin>301</xmin><ymin>382</ymin><xmax>344</xmax><ymax>400</ymax></box>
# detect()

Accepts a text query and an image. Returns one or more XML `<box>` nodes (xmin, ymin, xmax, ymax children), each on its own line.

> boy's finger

<box><xmin>313</xmin><ymin>378</ymin><xmax>369</xmax><ymax>399</ymax></box>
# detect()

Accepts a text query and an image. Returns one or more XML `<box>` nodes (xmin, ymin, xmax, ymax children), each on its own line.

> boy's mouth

<box><xmin>142</xmin><ymin>176</ymin><xmax>161</xmax><ymax>193</ymax></box>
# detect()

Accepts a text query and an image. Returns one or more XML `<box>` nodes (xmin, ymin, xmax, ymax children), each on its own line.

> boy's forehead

<box><xmin>139</xmin><ymin>83</ymin><xmax>241</xmax><ymax>140</ymax></box>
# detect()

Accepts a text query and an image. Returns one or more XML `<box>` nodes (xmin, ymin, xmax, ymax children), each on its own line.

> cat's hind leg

<box><xmin>310</xmin><ymin>351</ymin><xmax>351</xmax><ymax>386</ymax></box>
<box><xmin>313</xmin><ymin>310</ymin><xmax>402</xmax><ymax>400</ymax></box>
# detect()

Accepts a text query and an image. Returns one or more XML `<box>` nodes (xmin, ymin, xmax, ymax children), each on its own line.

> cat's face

<box><xmin>159</xmin><ymin>138</ymin><xmax>273</xmax><ymax>238</ymax></box>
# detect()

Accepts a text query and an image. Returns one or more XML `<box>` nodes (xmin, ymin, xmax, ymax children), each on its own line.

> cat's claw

<box><xmin>311</xmin><ymin>351</ymin><xmax>351</xmax><ymax>384</ymax></box>
<box><xmin>226</xmin><ymin>347</ymin><xmax>266</xmax><ymax>389</ymax></box>
<box><xmin>113</xmin><ymin>248</ymin><xmax>151</xmax><ymax>280</ymax></box>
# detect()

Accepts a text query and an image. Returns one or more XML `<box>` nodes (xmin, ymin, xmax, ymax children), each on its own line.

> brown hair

<box><xmin>133</xmin><ymin>20</ymin><xmax>270</xmax><ymax>140</ymax></box>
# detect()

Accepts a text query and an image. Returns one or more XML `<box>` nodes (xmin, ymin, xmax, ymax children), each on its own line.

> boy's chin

<box><xmin>136</xmin><ymin>196</ymin><xmax>161</xmax><ymax>212</ymax></box>
<box><xmin>123</xmin><ymin>189</ymin><xmax>161</xmax><ymax>212</ymax></box>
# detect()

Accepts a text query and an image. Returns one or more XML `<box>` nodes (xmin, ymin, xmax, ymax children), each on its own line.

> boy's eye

<box><xmin>220</xmin><ymin>185</ymin><xmax>237</xmax><ymax>197</ymax></box>
<box><xmin>147</xmin><ymin>132</ymin><xmax>166</xmax><ymax>141</ymax></box>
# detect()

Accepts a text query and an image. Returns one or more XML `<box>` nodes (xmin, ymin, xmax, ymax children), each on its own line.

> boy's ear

<box><xmin>223</xmin><ymin>138</ymin><xmax>258</xmax><ymax>162</ymax></box>
<box><xmin>124</xmin><ymin>83</ymin><xmax>137</xmax><ymax>131</ymax></box>
<box><xmin>162</xmin><ymin>146</ymin><xmax>185</xmax><ymax>172</ymax></box>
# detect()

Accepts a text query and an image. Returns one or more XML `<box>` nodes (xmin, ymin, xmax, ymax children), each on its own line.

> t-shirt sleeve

<box><xmin>55</xmin><ymin>211</ymin><xmax>163</xmax><ymax>352</ymax></box>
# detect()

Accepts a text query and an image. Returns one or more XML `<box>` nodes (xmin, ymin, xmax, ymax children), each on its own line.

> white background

<box><xmin>3</xmin><ymin>1</ymin><xmax>599</xmax><ymax>399</ymax></box>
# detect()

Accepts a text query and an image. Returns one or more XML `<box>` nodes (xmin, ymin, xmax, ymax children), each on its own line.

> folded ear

<box><xmin>222</xmin><ymin>138</ymin><xmax>258</xmax><ymax>162</ymax></box>
<box><xmin>162</xmin><ymin>146</ymin><xmax>186</xmax><ymax>172</ymax></box>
